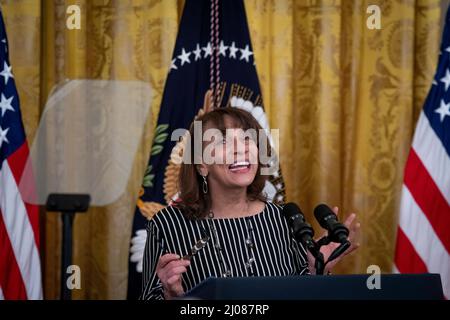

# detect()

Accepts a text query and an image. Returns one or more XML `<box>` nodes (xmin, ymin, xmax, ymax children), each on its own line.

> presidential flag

<box><xmin>0</xmin><ymin>9</ymin><xmax>42</xmax><ymax>300</ymax></box>
<box><xmin>394</xmin><ymin>6</ymin><xmax>450</xmax><ymax>299</ymax></box>
<box><xmin>127</xmin><ymin>0</ymin><xmax>285</xmax><ymax>299</ymax></box>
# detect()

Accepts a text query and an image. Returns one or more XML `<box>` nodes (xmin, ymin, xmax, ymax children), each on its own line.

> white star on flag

<box><xmin>229</xmin><ymin>42</ymin><xmax>238</xmax><ymax>59</ymax></box>
<box><xmin>440</xmin><ymin>69</ymin><xmax>450</xmax><ymax>91</ymax></box>
<box><xmin>178</xmin><ymin>48</ymin><xmax>191</xmax><ymax>66</ymax></box>
<box><xmin>219</xmin><ymin>41</ymin><xmax>228</xmax><ymax>56</ymax></box>
<box><xmin>239</xmin><ymin>44</ymin><xmax>253</xmax><ymax>62</ymax></box>
<box><xmin>0</xmin><ymin>126</ymin><xmax>9</xmax><ymax>148</ymax></box>
<box><xmin>193</xmin><ymin>44</ymin><xmax>202</xmax><ymax>61</ymax></box>
<box><xmin>170</xmin><ymin>58</ymin><xmax>178</xmax><ymax>70</ymax></box>
<box><xmin>0</xmin><ymin>93</ymin><xmax>14</xmax><ymax>116</ymax></box>
<box><xmin>0</xmin><ymin>61</ymin><xmax>13</xmax><ymax>85</ymax></box>
<box><xmin>446</xmin><ymin>46</ymin><xmax>450</xmax><ymax>53</ymax></box>
<box><xmin>434</xmin><ymin>99</ymin><xmax>450</xmax><ymax>122</ymax></box>
<box><xmin>202</xmin><ymin>43</ymin><xmax>212</xmax><ymax>58</ymax></box>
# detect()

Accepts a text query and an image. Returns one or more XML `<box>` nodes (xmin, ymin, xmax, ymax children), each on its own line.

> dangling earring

<box><xmin>202</xmin><ymin>175</ymin><xmax>208</xmax><ymax>194</ymax></box>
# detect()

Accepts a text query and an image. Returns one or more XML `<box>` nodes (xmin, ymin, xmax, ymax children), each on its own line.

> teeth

<box><xmin>229</xmin><ymin>161</ymin><xmax>250</xmax><ymax>169</ymax></box>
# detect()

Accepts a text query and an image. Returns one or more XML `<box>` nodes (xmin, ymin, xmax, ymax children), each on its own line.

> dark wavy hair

<box><xmin>177</xmin><ymin>107</ymin><xmax>270</xmax><ymax>219</ymax></box>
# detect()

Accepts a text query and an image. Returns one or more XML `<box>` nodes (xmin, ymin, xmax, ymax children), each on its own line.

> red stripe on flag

<box><xmin>6</xmin><ymin>142</ymin><xmax>40</xmax><ymax>249</ymax></box>
<box><xmin>394</xmin><ymin>227</ymin><xmax>428</xmax><ymax>273</ymax></box>
<box><xmin>0</xmin><ymin>209</ymin><xmax>28</xmax><ymax>300</ymax></box>
<box><xmin>404</xmin><ymin>148</ymin><xmax>450</xmax><ymax>253</ymax></box>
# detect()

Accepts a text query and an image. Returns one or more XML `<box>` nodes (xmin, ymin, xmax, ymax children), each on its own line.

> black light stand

<box><xmin>46</xmin><ymin>193</ymin><xmax>91</xmax><ymax>300</ymax></box>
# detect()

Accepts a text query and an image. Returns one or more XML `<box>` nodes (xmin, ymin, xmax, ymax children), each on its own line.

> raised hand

<box><xmin>307</xmin><ymin>206</ymin><xmax>360</xmax><ymax>274</ymax></box>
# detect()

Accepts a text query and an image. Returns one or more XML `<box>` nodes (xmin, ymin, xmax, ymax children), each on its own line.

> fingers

<box><xmin>165</xmin><ymin>275</ymin><xmax>184</xmax><ymax>298</ymax></box>
<box><xmin>167</xmin><ymin>274</ymin><xmax>182</xmax><ymax>286</ymax></box>
<box><xmin>350</xmin><ymin>221</ymin><xmax>361</xmax><ymax>236</ymax></box>
<box><xmin>348</xmin><ymin>219</ymin><xmax>361</xmax><ymax>245</ymax></box>
<box><xmin>343</xmin><ymin>222</ymin><xmax>361</xmax><ymax>257</ymax></box>
<box><xmin>344</xmin><ymin>213</ymin><xmax>357</xmax><ymax>228</ymax></box>
<box><xmin>157</xmin><ymin>253</ymin><xmax>181</xmax><ymax>270</ymax></box>
<box><xmin>156</xmin><ymin>254</ymin><xmax>191</xmax><ymax>275</ymax></box>
<box><xmin>320</xmin><ymin>242</ymin><xmax>339</xmax><ymax>256</ymax></box>
<box><xmin>157</xmin><ymin>253</ymin><xmax>191</xmax><ymax>298</ymax></box>
<box><xmin>165</xmin><ymin>265</ymin><xmax>188</xmax><ymax>280</ymax></box>
<box><xmin>344</xmin><ymin>241</ymin><xmax>360</xmax><ymax>255</ymax></box>
<box><xmin>332</xmin><ymin>206</ymin><xmax>339</xmax><ymax>216</ymax></box>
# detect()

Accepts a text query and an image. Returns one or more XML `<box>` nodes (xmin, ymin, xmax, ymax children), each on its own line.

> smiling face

<box><xmin>178</xmin><ymin>107</ymin><xmax>269</xmax><ymax>218</ymax></box>
<box><xmin>198</xmin><ymin>116</ymin><xmax>259</xmax><ymax>192</ymax></box>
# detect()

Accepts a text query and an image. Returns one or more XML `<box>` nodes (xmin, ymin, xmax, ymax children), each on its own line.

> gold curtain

<box><xmin>1</xmin><ymin>0</ymin><xmax>443</xmax><ymax>299</ymax></box>
<box><xmin>247</xmin><ymin>0</ymin><xmax>443</xmax><ymax>275</ymax></box>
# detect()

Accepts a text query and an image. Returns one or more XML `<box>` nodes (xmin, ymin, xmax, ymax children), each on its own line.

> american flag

<box><xmin>394</xmin><ymin>7</ymin><xmax>450</xmax><ymax>299</ymax></box>
<box><xmin>0</xmin><ymin>9</ymin><xmax>42</xmax><ymax>299</ymax></box>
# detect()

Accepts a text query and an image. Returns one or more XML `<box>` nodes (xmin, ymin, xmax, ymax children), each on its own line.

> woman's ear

<box><xmin>196</xmin><ymin>164</ymin><xmax>208</xmax><ymax>177</ymax></box>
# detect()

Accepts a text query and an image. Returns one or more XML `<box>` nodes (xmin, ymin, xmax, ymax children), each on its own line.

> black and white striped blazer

<box><xmin>140</xmin><ymin>201</ymin><xmax>309</xmax><ymax>300</ymax></box>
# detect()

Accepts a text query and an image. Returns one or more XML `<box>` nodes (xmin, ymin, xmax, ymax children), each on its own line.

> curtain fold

<box><xmin>1</xmin><ymin>0</ymin><xmax>443</xmax><ymax>298</ymax></box>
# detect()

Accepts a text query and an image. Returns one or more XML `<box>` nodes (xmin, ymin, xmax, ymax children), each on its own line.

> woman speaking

<box><xmin>140</xmin><ymin>107</ymin><xmax>359</xmax><ymax>300</ymax></box>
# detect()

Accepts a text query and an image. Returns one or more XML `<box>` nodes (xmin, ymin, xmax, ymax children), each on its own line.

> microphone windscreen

<box><xmin>313</xmin><ymin>204</ymin><xmax>334</xmax><ymax>228</ymax></box>
<box><xmin>282</xmin><ymin>202</ymin><xmax>302</xmax><ymax>219</ymax></box>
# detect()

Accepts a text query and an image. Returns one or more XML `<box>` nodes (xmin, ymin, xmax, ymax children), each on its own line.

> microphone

<box><xmin>283</xmin><ymin>202</ymin><xmax>326</xmax><ymax>274</ymax></box>
<box><xmin>314</xmin><ymin>204</ymin><xmax>349</xmax><ymax>244</ymax></box>
<box><xmin>282</xmin><ymin>202</ymin><xmax>315</xmax><ymax>250</ymax></box>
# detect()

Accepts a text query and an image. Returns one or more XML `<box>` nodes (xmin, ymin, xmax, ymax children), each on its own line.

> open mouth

<box><xmin>229</xmin><ymin>161</ymin><xmax>251</xmax><ymax>172</ymax></box>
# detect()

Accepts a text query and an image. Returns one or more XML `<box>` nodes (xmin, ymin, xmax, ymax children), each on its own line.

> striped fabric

<box><xmin>141</xmin><ymin>202</ymin><xmax>309</xmax><ymax>300</ymax></box>
<box><xmin>0</xmin><ymin>10</ymin><xmax>42</xmax><ymax>300</ymax></box>
<box><xmin>393</xmin><ymin>7</ymin><xmax>450</xmax><ymax>299</ymax></box>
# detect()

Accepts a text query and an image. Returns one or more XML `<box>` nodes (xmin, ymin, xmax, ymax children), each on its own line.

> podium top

<box><xmin>184</xmin><ymin>274</ymin><xmax>444</xmax><ymax>300</ymax></box>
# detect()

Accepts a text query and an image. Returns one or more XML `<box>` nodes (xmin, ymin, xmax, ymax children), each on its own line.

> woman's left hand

<box><xmin>307</xmin><ymin>206</ymin><xmax>360</xmax><ymax>274</ymax></box>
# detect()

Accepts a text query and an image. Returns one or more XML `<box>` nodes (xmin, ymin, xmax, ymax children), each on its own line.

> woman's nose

<box><xmin>233</xmin><ymin>138</ymin><xmax>249</xmax><ymax>155</ymax></box>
